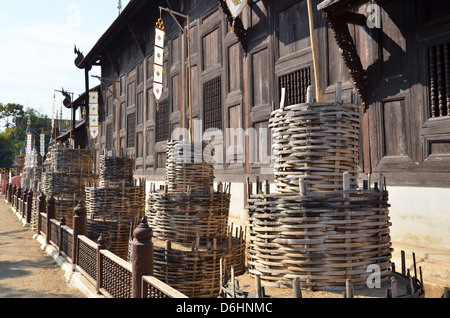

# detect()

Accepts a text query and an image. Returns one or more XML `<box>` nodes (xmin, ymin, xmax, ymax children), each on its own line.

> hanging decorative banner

<box><xmin>226</xmin><ymin>0</ymin><xmax>248</xmax><ymax>32</ymax></box>
<box><xmin>89</xmin><ymin>90</ymin><xmax>99</xmax><ymax>139</ymax></box>
<box><xmin>40</xmin><ymin>133</ymin><xmax>45</xmax><ymax>157</ymax></box>
<box><xmin>26</xmin><ymin>133</ymin><xmax>32</xmax><ymax>155</ymax></box>
<box><xmin>153</xmin><ymin>18</ymin><xmax>165</xmax><ymax>110</ymax></box>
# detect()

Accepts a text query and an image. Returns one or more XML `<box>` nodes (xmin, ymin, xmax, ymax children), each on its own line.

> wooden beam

<box><xmin>338</xmin><ymin>11</ymin><xmax>367</xmax><ymax>26</ymax></box>
<box><xmin>318</xmin><ymin>0</ymin><xmax>369</xmax><ymax>17</ymax></box>
<box><xmin>126</xmin><ymin>21</ymin><xmax>146</xmax><ymax>56</ymax></box>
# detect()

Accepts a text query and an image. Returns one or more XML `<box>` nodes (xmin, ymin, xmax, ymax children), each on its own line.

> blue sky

<box><xmin>0</xmin><ymin>1</ymin><xmax>130</xmax><ymax>122</ymax></box>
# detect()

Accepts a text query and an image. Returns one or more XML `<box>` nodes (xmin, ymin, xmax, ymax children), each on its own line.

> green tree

<box><xmin>0</xmin><ymin>129</ymin><xmax>15</xmax><ymax>169</ymax></box>
<box><xmin>0</xmin><ymin>103</ymin><xmax>25</xmax><ymax>129</ymax></box>
<box><xmin>0</xmin><ymin>104</ymin><xmax>51</xmax><ymax>170</ymax></box>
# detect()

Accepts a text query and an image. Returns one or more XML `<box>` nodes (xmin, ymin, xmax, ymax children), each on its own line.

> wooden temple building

<box><xmin>68</xmin><ymin>0</ymin><xmax>450</xmax><ymax>296</ymax></box>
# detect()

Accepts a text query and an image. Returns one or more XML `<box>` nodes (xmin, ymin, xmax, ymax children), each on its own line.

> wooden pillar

<box><xmin>131</xmin><ymin>216</ymin><xmax>153</xmax><ymax>298</ymax></box>
<box><xmin>96</xmin><ymin>234</ymin><xmax>106</xmax><ymax>294</ymax></box>
<box><xmin>37</xmin><ymin>193</ymin><xmax>46</xmax><ymax>235</ymax></box>
<box><xmin>22</xmin><ymin>188</ymin><xmax>28</xmax><ymax>218</ymax></box>
<box><xmin>59</xmin><ymin>215</ymin><xmax>66</xmax><ymax>255</ymax></box>
<box><xmin>26</xmin><ymin>190</ymin><xmax>33</xmax><ymax>224</ymax></box>
<box><xmin>46</xmin><ymin>195</ymin><xmax>56</xmax><ymax>245</ymax></box>
<box><xmin>72</xmin><ymin>201</ymin><xmax>87</xmax><ymax>264</ymax></box>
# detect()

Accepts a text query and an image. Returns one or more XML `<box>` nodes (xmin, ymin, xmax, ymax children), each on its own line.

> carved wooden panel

<box><xmin>250</xmin><ymin>0</ymin><xmax>269</xmax><ymax>39</ymax></box>
<box><xmin>136</xmin><ymin>132</ymin><xmax>143</xmax><ymax>158</ymax></box>
<box><xmin>120</xmin><ymin>102</ymin><xmax>126</xmax><ymax>129</ymax></box>
<box><xmin>252</xmin><ymin>48</ymin><xmax>270</xmax><ymax>107</ymax></box>
<box><xmin>172</xmin><ymin>73</ymin><xmax>181</xmax><ymax>113</ymax></box>
<box><xmin>146</xmin><ymin>87</ymin><xmax>154</xmax><ymax>122</ymax></box>
<box><xmin>277</xmin><ymin>1</ymin><xmax>310</xmax><ymax>58</ymax></box>
<box><xmin>137</xmin><ymin>92</ymin><xmax>144</xmax><ymax>124</ymax></box>
<box><xmin>228</xmin><ymin>43</ymin><xmax>241</xmax><ymax>94</ymax></box>
<box><xmin>382</xmin><ymin>99</ymin><xmax>408</xmax><ymax>157</ymax></box>
<box><xmin>380</xmin><ymin>2</ymin><xmax>407</xmax><ymax>81</ymax></box>
<box><xmin>202</xmin><ymin>28</ymin><xmax>220</xmax><ymax>71</ymax></box>
<box><xmin>127</xmin><ymin>81</ymin><xmax>136</xmax><ymax>107</ymax></box>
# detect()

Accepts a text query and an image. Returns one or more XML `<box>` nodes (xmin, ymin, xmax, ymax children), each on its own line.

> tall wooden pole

<box><xmin>159</xmin><ymin>7</ymin><xmax>193</xmax><ymax>141</ymax></box>
<box><xmin>307</xmin><ymin>0</ymin><xmax>323</xmax><ymax>102</ymax></box>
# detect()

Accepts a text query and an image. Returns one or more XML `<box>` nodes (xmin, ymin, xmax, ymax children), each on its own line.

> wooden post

<box><xmin>255</xmin><ymin>274</ymin><xmax>262</xmax><ymax>298</ymax></box>
<box><xmin>96</xmin><ymin>234</ymin><xmax>106</xmax><ymax>294</ymax></box>
<box><xmin>299</xmin><ymin>177</ymin><xmax>307</xmax><ymax>196</ymax></box>
<box><xmin>345</xmin><ymin>279</ymin><xmax>354</xmax><ymax>298</ymax></box>
<box><xmin>37</xmin><ymin>193</ymin><xmax>46</xmax><ymax>235</ymax></box>
<box><xmin>293</xmin><ymin>277</ymin><xmax>302</xmax><ymax>298</ymax></box>
<box><xmin>131</xmin><ymin>216</ymin><xmax>153</xmax><ymax>298</ymax></box>
<box><xmin>401</xmin><ymin>250</ymin><xmax>406</xmax><ymax>276</ymax></box>
<box><xmin>59</xmin><ymin>215</ymin><xmax>66</xmax><ymax>255</ymax></box>
<box><xmin>390</xmin><ymin>277</ymin><xmax>398</xmax><ymax>298</ymax></box>
<box><xmin>306</xmin><ymin>0</ymin><xmax>323</xmax><ymax>102</ymax></box>
<box><xmin>26</xmin><ymin>190</ymin><xmax>33</xmax><ymax>225</ymax></box>
<box><xmin>72</xmin><ymin>201</ymin><xmax>87</xmax><ymax>264</ymax></box>
<box><xmin>46</xmin><ymin>195</ymin><xmax>56</xmax><ymax>245</ymax></box>
<box><xmin>22</xmin><ymin>188</ymin><xmax>28</xmax><ymax>218</ymax></box>
<box><xmin>231</xmin><ymin>266</ymin><xmax>235</xmax><ymax>298</ymax></box>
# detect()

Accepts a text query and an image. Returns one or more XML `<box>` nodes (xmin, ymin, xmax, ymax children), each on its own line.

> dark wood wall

<box><xmin>365</xmin><ymin>0</ymin><xmax>450</xmax><ymax>187</ymax></box>
<box><xmin>91</xmin><ymin>0</ymin><xmax>450</xmax><ymax>188</ymax></box>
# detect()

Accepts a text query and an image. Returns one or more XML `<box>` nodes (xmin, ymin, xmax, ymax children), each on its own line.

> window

<box><xmin>428</xmin><ymin>41</ymin><xmax>450</xmax><ymax>118</ymax></box>
<box><xmin>278</xmin><ymin>67</ymin><xmax>311</xmax><ymax>107</ymax></box>
<box><xmin>155</xmin><ymin>100</ymin><xmax>169</xmax><ymax>142</ymax></box>
<box><xmin>203</xmin><ymin>76</ymin><xmax>222</xmax><ymax>131</ymax></box>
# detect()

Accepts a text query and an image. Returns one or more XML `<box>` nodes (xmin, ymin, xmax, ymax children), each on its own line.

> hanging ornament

<box><xmin>89</xmin><ymin>90</ymin><xmax>99</xmax><ymax>139</ymax></box>
<box><xmin>225</xmin><ymin>0</ymin><xmax>248</xmax><ymax>32</ymax></box>
<box><xmin>153</xmin><ymin>18</ymin><xmax>165</xmax><ymax>111</ymax></box>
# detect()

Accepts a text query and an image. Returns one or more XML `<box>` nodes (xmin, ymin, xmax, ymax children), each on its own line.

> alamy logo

<box><xmin>365</xmin><ymin>4</ymin><xmax>381</xmax><ymax>29</ymax></box>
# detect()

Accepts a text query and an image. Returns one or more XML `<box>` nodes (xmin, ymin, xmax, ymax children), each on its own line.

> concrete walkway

<box><xmin>0</xmin><ymin>197</ymin><xmax>85</xmax><ymax>298</ymax></box>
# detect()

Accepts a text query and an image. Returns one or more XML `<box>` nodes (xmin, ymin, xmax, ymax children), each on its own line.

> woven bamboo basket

<box><xmin>247</xmin><ymin>188</ymin><xmax>392</xmax><ymax>290</ymax></box>
<box><xmin>51</xmin><ymin>148</ymin><xmax>94</xmax><ymax>174</ymax></box>
<box><xmin>269</xmin><ymin>101</ymin><xmax>360</xmax><ymax>193</ymax></box>
<box><xmin>98</xmin><ymin>155</ymin><xmax>135</xmax><ymax>187</ymax></box>
<box><xmin>85</xmin><ymin>155</ymin><xmax>145</xmax><ymax>260</ymax></box>
<box><xmin>144</xmin><ymin>140</ymin><xmax>246</xmax><ymax>297</ymax></box>
<box><xmin>128</xmin><ymin>224</ymin><xmax>246</xmax><ymax>298</ymax></box>
<box><xmin>247</xmin><ymin>96</ymin><xmax>393</xmax><ymax>290</ymax></box>
<box><xmin>165</xmin><ymin>140</ymin><xmax>215</xmax><ymax>193</ymax></box>
<box><xmin>147</xmin><ymin>190</ymin><xmax>231</xmax><ymax>244</ymax></box>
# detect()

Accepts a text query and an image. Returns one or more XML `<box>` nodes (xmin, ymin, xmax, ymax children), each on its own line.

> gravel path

<box><xmin>0</xmin><ymin>197</ymin><xmax>85</xmax><ymax>298</ymax></box>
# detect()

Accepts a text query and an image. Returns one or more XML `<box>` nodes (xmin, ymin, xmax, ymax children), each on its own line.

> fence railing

<box><xmin>5</xmin><ymin>183</ymin><xmax>187</xmax><ymax>299</ymax></box>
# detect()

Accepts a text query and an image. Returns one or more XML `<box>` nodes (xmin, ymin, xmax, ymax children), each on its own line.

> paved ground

<box><xmin>0</xmin><ymin>197</ymin><xmax>85</xmax><ymax>298</ymax></box>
